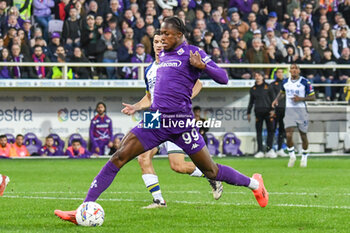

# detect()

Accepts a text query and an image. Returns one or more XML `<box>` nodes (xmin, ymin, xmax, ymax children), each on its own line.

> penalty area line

<box><xmin>2</xmin><ymin>195</ymin><xmax>350</xmax><ymax>210</ymax></box>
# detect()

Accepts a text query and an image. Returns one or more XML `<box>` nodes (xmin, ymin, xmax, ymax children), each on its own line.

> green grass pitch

<box><xmin>0</xmin><ymin>157</ymin><xmax>349</xmax><ymax>233</ymax></box>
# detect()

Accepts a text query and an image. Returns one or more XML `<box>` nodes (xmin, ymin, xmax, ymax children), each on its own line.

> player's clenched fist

<box><xmin>189</xmin><ymin>50</ymin><xmax>206</xmax><ymax>69</ymax></box>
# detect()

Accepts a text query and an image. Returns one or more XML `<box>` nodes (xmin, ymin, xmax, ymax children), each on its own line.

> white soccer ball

<box><xmin>76</xmin><ymin>202</ymin><xmax>105</xmax><ymax>227</ymax></box>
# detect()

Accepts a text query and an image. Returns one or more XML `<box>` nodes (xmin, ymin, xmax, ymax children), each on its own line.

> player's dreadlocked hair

<box><xmin>163</xmin><ymin>16</ymin><xmax>186</xmax><ymax>35</ymax></box>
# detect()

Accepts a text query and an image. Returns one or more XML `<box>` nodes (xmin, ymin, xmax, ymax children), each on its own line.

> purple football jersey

<box><xmin>151</xmin><ymin>42</ymin><xmax>228</xmax><ymax>115</ymax></box>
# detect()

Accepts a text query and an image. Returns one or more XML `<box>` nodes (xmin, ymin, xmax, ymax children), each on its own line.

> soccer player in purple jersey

<box><xmin>89</xmin><ymin>102</ymin><xmax>113</xmax><ymax>155</ymax></box>
<box><xmin>55</xmin><ymin>17</ymin><xmax>268</xmax><ymax>224</ymax></box>
<box><xmin>122</xmin><ymin>29</ymin><xmax>222</xmax><ymax>208</ymax></box>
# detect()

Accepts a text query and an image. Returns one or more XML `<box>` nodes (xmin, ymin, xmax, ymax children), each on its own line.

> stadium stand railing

<box><xmin>0</xmin><ymin>62</ymin><xmax>349</xmax><ymax>88</ymax></box>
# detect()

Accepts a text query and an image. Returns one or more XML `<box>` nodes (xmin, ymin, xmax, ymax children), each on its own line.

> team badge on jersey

<box><xmin>177</xmin><ymin>48</ymin><xmax>184</xmax><ymax>55</ymax></box>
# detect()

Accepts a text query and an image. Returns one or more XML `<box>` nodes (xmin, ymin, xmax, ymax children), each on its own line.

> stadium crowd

<box><xmin>0</xmin><ymin>0</ymin><xmax>350</xmax><ymax>99</ymax></box>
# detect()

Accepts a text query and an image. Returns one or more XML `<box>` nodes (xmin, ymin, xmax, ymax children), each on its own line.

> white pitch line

<box><xmin>6</xmin><ymin>191</ymin><xmax>350</xmax><ymax>196</ymax></box>
<box><xmin>2</xmin><ymin>195</ymin><xmax>350</xmax><ymax>210</ymax></box>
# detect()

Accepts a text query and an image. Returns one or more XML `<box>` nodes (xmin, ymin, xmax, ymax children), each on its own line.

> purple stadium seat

<box><xmin>24</xmin><ymin>133</ymin><xmax>42</xmax><ymax>155</ymax></box>
<box><xmin>206</xmin><ymin>133</ymin><xmax>220</xmax><ymax>156</ymax></box>
<box><xmin>222</xmin><ymin>133</ymin><xmax>243</xmax><ymax>156</ymax></box>
<box><xmin>68</xmin><ymin>133</ymin><xmax>88</xmax><ymax>148</ymax></box>
<box><xmin>5</xmin><ymin>133</ymin><xmax>15</xmax><ymax>144</ymax></box>
<box><xmin>48</xmin><ymin>133</ymin><xmax>65</xmax><ymax>154</ymax></box>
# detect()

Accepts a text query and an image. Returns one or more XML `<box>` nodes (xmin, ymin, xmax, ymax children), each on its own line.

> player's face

<box><xmin>72</xmin><ymin>142</ymin><xmax>81</xmax><ymax>151</ymax></box>
<box><xmin>46</xmin><ymin>138</ymin><xmax>54</xmax><ymax>147</ymax></box>
<box><xmin>290</xmin><ymin>64</ymin><xmax>300</xmax><ymax>78</ymax></box>
<box><xmin>160</xmin><ymin>22</ymin><xmax>182</xmax><ymax>51</ymax></box>
<box><xmin>153</xmin><ymin>35</ymin><xmax>163</xmax><ymax>56</ymax></box>
<box><xmin>16</xmin><ymin>136</ymin><xmax>23</xmax><ymax>146</ymax></box>
<box><xmin>0</xmin><ymin>137</ymin><xmax>7</xmax><ymax>147</ymax></box>
<box><xmin>97</xmin><ymin>104</ymin><xmax>105</xmax><ymax>115</ymax></box>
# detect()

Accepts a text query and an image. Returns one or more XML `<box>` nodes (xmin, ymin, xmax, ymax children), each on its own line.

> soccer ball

<box><xmin>76</xmin><ymin>202</ymin><xmax>105</xmax><ymax>227</ymax></box>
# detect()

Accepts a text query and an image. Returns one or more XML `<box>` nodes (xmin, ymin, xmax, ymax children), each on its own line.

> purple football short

<box><xmin>130</xmin><ymin>121</ymin><xmax>206</xmax><ymax>155</ymax></box>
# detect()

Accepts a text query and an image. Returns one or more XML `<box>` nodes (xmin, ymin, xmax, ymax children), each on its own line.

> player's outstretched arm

<box><xmin>189</xmin><ymin>50</ymin><xmax>228</xmax><ymax>84</ymax></box>
<box><xmin>191</xmin><ymin>79</ymin><xmax>203</xmax><ymax>99</ymax></box>
<box><xmin>121</xmin><ymin>93</ymin><xmax>152</xmax><ymax>115</ymax></box>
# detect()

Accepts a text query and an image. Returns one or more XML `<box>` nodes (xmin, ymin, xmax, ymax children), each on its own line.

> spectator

<box><xmin>263</xmin><ymin>28</ymin><xmax>284</xmax><ymax>52</ymax></box>
<box><xmin>141</xmin><ymin>24</ymin><xmax>155</xmax><ymax>57</ymax></box>
<box><xmin>317</xmin><ymin>36</ymin><xmax>330</xmax><ymax>59</ymax></box>
<box><xmin>101</xmin><ymin>27</ymin><xmax>118</xmax><ymax>79</ymax></box>
<box><xmin>219</xmin><ymin>37</ymin><xmax>234</xmax><ymax>63</ymax></box>
<box><xmin>65</xmin><ymin>139</ymin><xmax>91</xmax><ymax>158</ymax></box>
<box><xmin>175</xmin><ymin>0</ymin><xmax>195</xmax><ymax>24</ymax></box>
<box><xmin>89</xmin><ymin>102</ymin><xmax>113</xmax><ymax>155</ymax></box>
<box><xmin>337</xmin><ymin>47</ymin><xmax>350</xmax><ymax>100</ymax></box>
<box><xmin>11</xmin><ymin>44</ymin><xmax>34</xmax><ymax>79</ymax></box>
<box><xmin>131</xmin><ymin>43</ymin><xmax>153</xmax><ymax>80</ymax></box>
<box><xmin>196</xmin><ymin>19</ymin><xmax>208</xmax><ymax>39</ymax></box>
<box><xmin>203</xmin><ymin>31</ymin><xmax>218</xmax><ymax>56</ymax></box>
<box><xmin>332</xmin><ymin>26</ymin><xmax>350</xmax><ymax>59</ymax></box>
<box><xmin>227</xmin><ymin>10</ymin><xmax>249</xmax><ymax>38</ymax></box>
<box><xmin>284</xmin><ymin>44</ymin><xmax>299</xmax><ymax>63</ymax></box>
<box><xmin>133</xmin><ymin>17</ymin><xmax>146</xmax><ymax>44</ymax></box>
<box><xmin>10</xmin><ymin>134</ymin><xmax>30</xmax><ymax>157</ymax></box>
<box><xmin>247</xmin><ymin>71</ymin><xmax>276</xmax><ymax>158</ymax></box>
<box><xmin>108</xmin><ymin>17</ymin><xmax>123</xmax><ymax>44</ymax></box>
<box><xmin>261</xmin><ymin>1</ymin><xmax>287</xmax><ymax>22</ymax></box>
<box><xmin>243</xmin><ymin>21</ymin><xmax>259</xmax><ymax>44</ymax></box>
<box><xmin>75</xmin><ymin>0</ymin><xmax>86</xmax><ymax>19</ymax></box>
<box><xmin>299</xmin><ymin>46</ymin><xmax>320</xmax><ymax>82</ymax></box>
<box><xmin>32</xmin><ymin>45</ymin><xmax>51</xmax><ymax>79</ymax></box>
<box><xmin>118</xmin><ymin>38</ymin><xmax>134</xmax><ymax>71</ymax></box>
<box><xmin>229</xmin><ymin>28</ymin><xmax>240</xmax><ymax>49</ymax></box>
<box><xmin>298</xmin><ymin>23</ymin><xmax>318</xmax><ymax>48</ymax></box>
<box><xmin>202</xmin><ymin>2</ymin><xmax>212</xmax><ymax>23</ymax></box>
<box><xmin>145</xmin><ymin>14</ymin><xmax>160</xmax><ymax>29</ymax></box>
<box><xmin>320</xmin><ymin>22</ymin><xmax>334</xmax><ymax>42</ymax></box>
<box><xmin>33</xmin><ymin>0</ymin><xmax>54</xmax><ymax>41</ymax></box>
<box><xmin>177</xmin><ymin>10</ymin><xmax>193</xmax><ymax>39</ymax></box>
<box><xmin>22</xmin><ymin>20</ymin><xmax>34</xmax><ymax>42</ymax></box>
<box><xmin>108</xmin><ymin>136</ymin><xmax>121</xmax><ymax>155</ymax></box>
<box><xmin>211</xmin><ymin>47</ymin><xmax>224</xmax><ymax>64</ymax></box>
<box><xmin>320</xmin><ymin>49</ymin><xmax>336</xmax><ymax>101</ymax></box>
<box><xmin>0</xmin><ymin>135</ymin><xmax>11</xmax><ymax>158</ymax></box>
<box><xmin>2</xmin><ymin>15</ymin><xmax>22</xmax><ymax>37</ymax></box>
<box><xmin>87</xmin><ymin>1</ymin><xmax>99</xmax><ymax>17</ymax></box>
<box><xmin>339</xmin><ymin>0</ymin><xmax>350</xmax><ymax>26</ymax></box>
<box><xmin>71</xmin><ymin>47</ymin><xmax>92</xmax><ymax>79</ymax></box>
<box><xmin>0</xmin><ymin>0</ymin><xmax>7</xmax><ymax>27</ymax></box>
<box><xmin>0</xmin><ymin>48</ymin><xmax>12</xmax><ymax>78</ymax></box>
<box><xmin>81</xmin><ymin>15</ymin><xmax>101</xmax><ymax>60</ymax></box>
<box><xmin>109</xmin><ymin>0</ymin><xmax>122</xmax><ymax>22</ymax></box>
<box><xmin>229</xmin><ymin>46</ymin><xmax>251</xmax><ymax>79</ymax></box>
<box><xmin>39</xmin><ymin>136</ymin><xmax>60</xmax><ymax>156</ymax></box>
<box><xmin>207</xmin><ymin>10</ymin><xmax>229</xmax><ymax>42</ymax></box>
<box><xmin>51</xmin><ymin>53</ymin><xmax>73</xmax><ymax>79</ymax></box>
<box><xmin>266</xmin><ymin>11</ymin><xmax>283</xmax><ymax>31</ymax></box>
<box><xmin>124</xmin><ymin>9</ymin><xmax>136</xmax><ymax>28</ymax></box>
<box><xmin>62</xmin><ymin>7</ymin><xmax>82</xmax><ymax>48</ymax></box>
<box><xmin>190</xmin><ymin>28</ymin><xmax>203</xmax><ymax>47</ymax></box>
<box><xmin>246</xmin><ymin>38</ymin><xmax>269</xmax><ymax>75</ymax></box>
<box><xmin>48</xmin><ymin>32</ymin><xmax>62</xmax><ymax>61</ymax></box>
<box><xmin>250</xmin><ymin>2</ymin><xmax>267</xmax><ymax>26</ymax></box>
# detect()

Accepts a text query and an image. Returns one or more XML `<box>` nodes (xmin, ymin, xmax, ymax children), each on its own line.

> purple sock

<box><xmin>215</xmin><ymin>164</ymin><xmax>250</xmax><ymax>187</ymax></box>
<box><xmin>84</xmin><ymin>161</ymin><xmax>119</xmax><ymax>202</ymax></box>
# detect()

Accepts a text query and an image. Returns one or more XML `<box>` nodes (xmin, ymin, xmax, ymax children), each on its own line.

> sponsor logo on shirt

<box><xmin>96</xmin><ymin>124</ymin><xmax>109</xmax><ymax>128</ymax></box>
<box><xmin>159</xmin><ymin>60</ymin><xmax>182</xmax><ymax>68</ymax></box>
